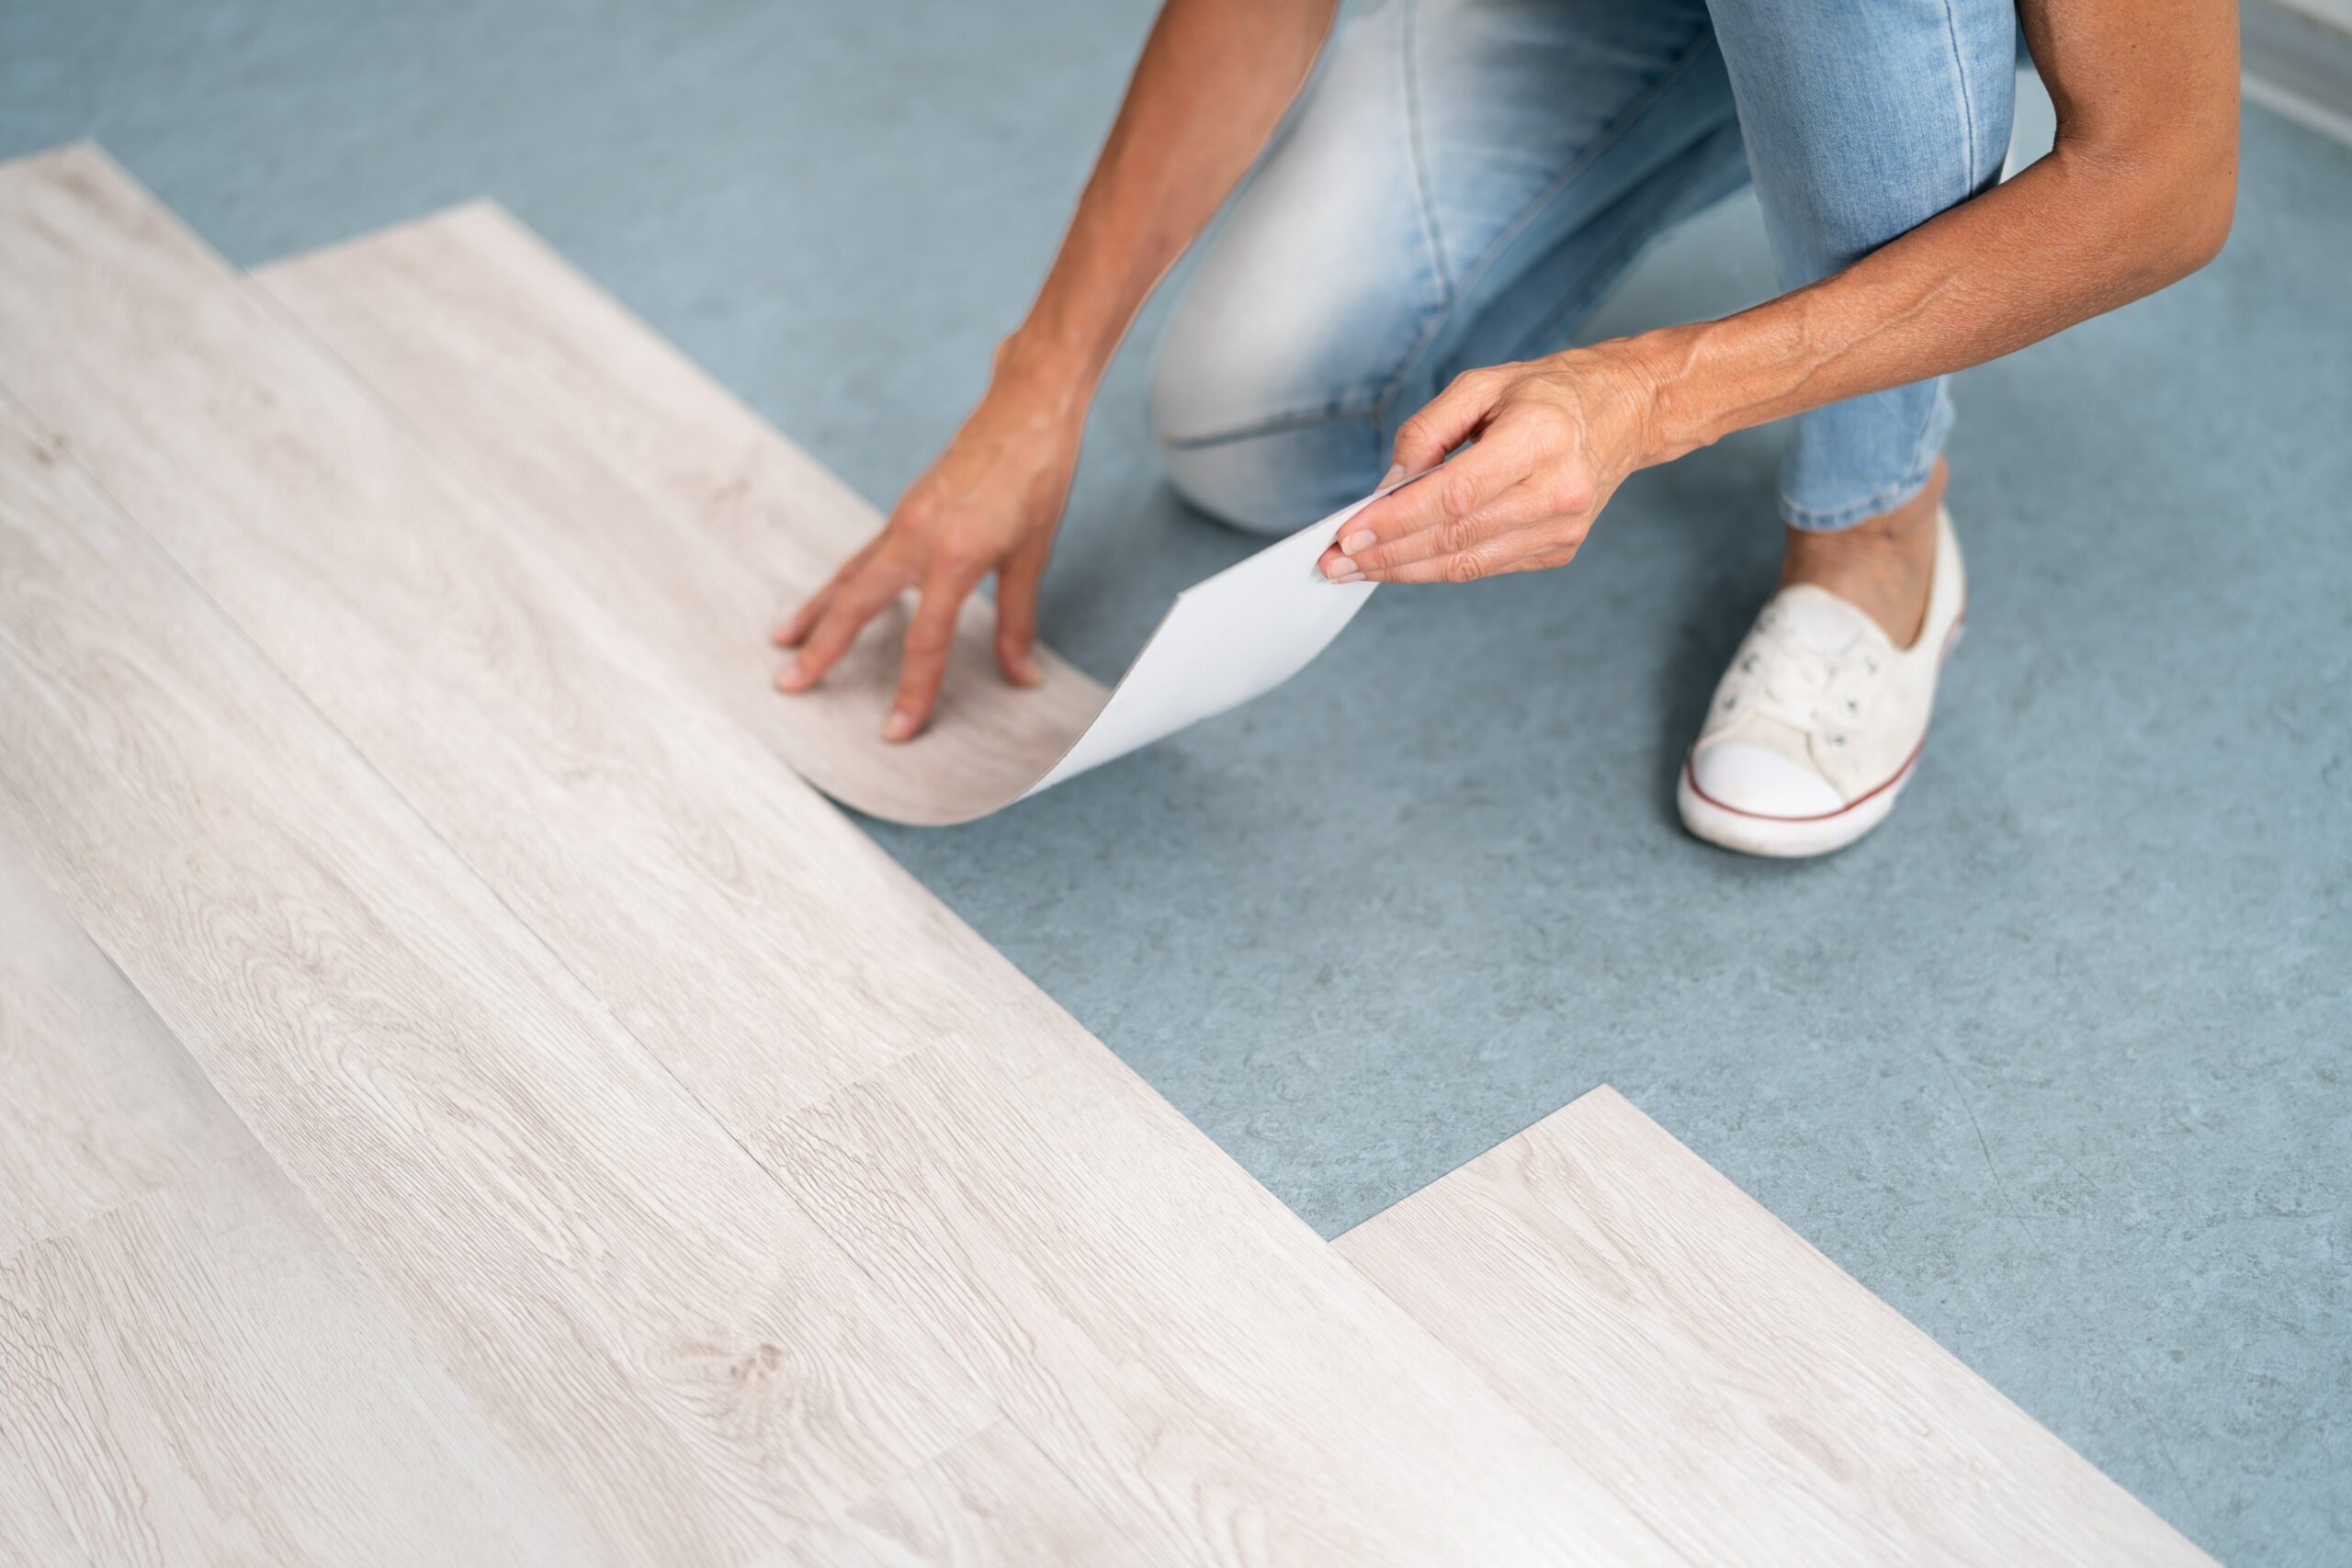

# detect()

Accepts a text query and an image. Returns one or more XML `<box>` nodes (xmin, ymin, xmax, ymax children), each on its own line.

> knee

<box><xmin>1147</xmin><ymin>290</ymin><xmax>1385</xmax><ymax>537</ymax></box>
<box><xmin>1153</xmin><ymin>417</ymin><xmax>1383</xmax><ymax>538</ymax></box>
<box><xmin>1711</xmin><ymin>0</ymin><xmax>2016</xmax><ymax>276</ymax></box>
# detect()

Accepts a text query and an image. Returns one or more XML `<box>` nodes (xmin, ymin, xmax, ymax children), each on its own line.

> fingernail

<box><xmin>882</xmin><ymin>707</ymin><xmax>917</xmax><ymax>741</ymax></box>
<box><xmin>1332</xmin><ymin>570</ymin><xmax>1366</xmax><ymax>585</ymax></box>
<box><xmin>777</xmin><ymin>660</ymin><xmax>808</xmax><ymax>693</ymax></box>
<box><xmin>1341</xmin><ymin>529</ymin><xmax>1376</xmax><ymax>556</ymax></box>
<box><xmin>1322</xmin><ymin>555</ymin><xmax>1357</xmax><ymax>581</ymax></box>
<box><xmin>1013</xmin><ymin>657</ymin><xmax>1042</xmax><ymax>687</ymax></box>
<box><xmin>1379</xmin><ymin>463</ymin><xmax>1406</xmax><ymax>490</ymax></box>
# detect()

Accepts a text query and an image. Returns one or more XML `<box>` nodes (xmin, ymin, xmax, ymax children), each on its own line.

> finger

<box><xmin>884</xmin><ymin>567</ymin><xmax>981</xmax><ymax>741</ymax></box>
<box><xmin>1356</xmin><ymin>530</ymin><xmax>1572</xmax><ymax>586</ymax></box>
<box><xmin>1391</xmin><ymin>368</ymin><xmax>1506</xmax><ymax>475</ymax></box>
<box><xmin>1318</xmin><ymin>440</ymin><xmax>1523</xmax><ymax>580</ymax></box>
<box><xmin>1350</xmin><ymin>479</ymin><xmax>1556</xmax><ymax>576</ymax></box>
<box><xmin>992</xmin><ymin>542</ymin><xmax>1048</xmax><ymax>687</ymax></box>
<box><xmin>774</xmin><ymin>581</ymin><xmax>835</xmax><ymax>649</ymax></box>
<box><xmin>775</xmin><ymin>564</ymin><xmax>908</xmax><ymax>692</ymax></box>
<box><xmin>774</xmin><ymin>540</ymin><xmax>877</xmax><ymax>647</ymax></box>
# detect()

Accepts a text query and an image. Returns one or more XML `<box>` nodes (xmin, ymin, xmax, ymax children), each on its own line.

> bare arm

<box><xmin>1007</xmin><ymin>0</ymin><xmax>1340</xmax><ymax>413</ymax></box>
<box><xmin>1328</xmin><ymin>0</ymin><xmax>2239</xmax><ymax>584</ymax></box>
<box><xmin>779</xmin><ymin>0</ymin><xmax>1338</xmax><ymax>739</ymax></box>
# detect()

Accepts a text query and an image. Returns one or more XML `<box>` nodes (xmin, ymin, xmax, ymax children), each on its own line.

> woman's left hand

<box><xmin>1317</xmin><ymin>337</ymin><xmax>1676</xmax><ymax>584</ymax></box>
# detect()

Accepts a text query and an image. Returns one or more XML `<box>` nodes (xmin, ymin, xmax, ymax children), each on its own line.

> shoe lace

<box><xmin>1726</xmin><ymin>611</ymin><xmax>1878</xmax><ymax>736</ymax></box>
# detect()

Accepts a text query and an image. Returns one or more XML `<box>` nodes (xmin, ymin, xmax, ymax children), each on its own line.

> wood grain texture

<box><xmin>251</xmin><ymin>195</ymin><xmax>1688</xmax><ymax>1566</ymax></box>
<box><xmin>776</xmin><ymin>1423</ymin><xmax>1153</xmax><ymax>1568</ymax></box>
<box><xmin>0</xmin><ymin>816</ymin><xmax>597</xmax><ymax>1567</ymax></box>
<box><xmin>0</xmin><ymin>378</ymin><xmax>991</xmax><ymax>1562</ymax></box>
<box><xmin>0</xmin><ymin>836</ymin><xmax>246</xmax><ymax>1263</ymax></box>
<box><xmin>255</xmin><ymin>200</ymin><xmax>1106</xmax><ymax>826</ymax></box>
<box><xmin>0</xmin><ymin>1155</ymin><xmax>602</xmax><ymax>1568</ymax></box>
<box><xmin>0</xmin><ymin>146</ymin><xmax>1030</xmax><ymax>1135</ymax></box>
<box><xmin>763</xmin><ymin>1038</ymin><xmax>1686</xmax><ymax>1568</ymax></box>
<box><xmin>1334</xmin><ymin>1086</ymin><xmax>2221</xmax><ymax>1567</ymax></box>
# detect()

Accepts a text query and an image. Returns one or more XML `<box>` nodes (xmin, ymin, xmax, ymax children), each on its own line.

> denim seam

<box><xmin>1939</xmin><ymin>0</ymin><xmax>1981</xmax><ymax>193</ymax></box>
<box><xmin>1497</xmin><ymin>132</ymin><xmax>1735</xmax><ymax>366</ymax></box>
<box><xmin>1370</xmin><ymin>24</ymin><xmax>1724</xmax><ymax>422</ymax></box>
<box><xmin>1159</xmin><ymin>399</ymin><xmax>1381</xmax><ymax>451</ymax></box>
<box><xmin>1399</xmin><ymin>0</ymin><xmax>1453</xmax><ymax>293</ymax></box>
<box><xmin>1787</xmin><ymin>6</ymin><xmax>1978</xmax><ymax>531</ymax></box>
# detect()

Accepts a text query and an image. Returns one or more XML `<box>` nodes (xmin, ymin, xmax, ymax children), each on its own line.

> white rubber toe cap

<box><xmin>1686</xmin><ymin>740</ymin><xmax>1844</xmax><ymax>819</ymax></box>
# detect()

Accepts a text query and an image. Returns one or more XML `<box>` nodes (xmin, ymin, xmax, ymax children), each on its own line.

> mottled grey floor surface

<box><xmin>6</xmin><ymin>3</ymin><xmax>2346</xmax><ymax>1559</ymax></box>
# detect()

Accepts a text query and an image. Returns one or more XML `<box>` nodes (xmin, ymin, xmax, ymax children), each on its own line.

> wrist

<box><xmin>967</xmin><ymin>334</ymin><xmax>1091</xmax><ymax>458</ymax></box>
<box><xmin>1610</xmin><ymin>324</ymin><xmax>1725</xmax><ymax>468</ymax></box>
<box><xmin>993</xmin><ymin>315</ymin><xmax>1112</xmax><ymax>421</ymax></box>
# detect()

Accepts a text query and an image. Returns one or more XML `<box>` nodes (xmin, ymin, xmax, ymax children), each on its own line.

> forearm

<box><xmin>1323</xmin><ymin>0</ymin><xmax>2239</xmax><ymax>592</ymax></box>
<box><xmin>997</xmin><ymin>0</ymin><xmax>1337</xmax><ymax>410</ymax></box>
<box><xmin>1634</xmin><ymin>135</ymin><xmax>2235</xmax><ymax>464</ymax></box>
<box><xmin>1626</xmin><ymin>0</ymin><xmax>2239</xmax><ymax>468</ymax></box>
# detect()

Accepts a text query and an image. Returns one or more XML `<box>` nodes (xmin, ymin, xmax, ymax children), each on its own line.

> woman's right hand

<box><xmin>772</xmin><ymin>355</ymin><xmax>1083</xmax><ymax>741</ymax></box>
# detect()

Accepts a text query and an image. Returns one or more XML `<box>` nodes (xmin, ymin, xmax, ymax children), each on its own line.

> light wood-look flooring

<box><xmin>0</xmin><ymin>827</ymin><xmax>602</xmax><ymax>1567</ymax></box>
<box><xmin>0</xmin><ymin>142</ymin><xmax>2217</xmax><ymax>1566</ymax></box>
<box><xmin>263</xmin><ymin>199</ymin><xmax>1109</xmax><ymax>827</ymax></box>
<box><xmin>0</xmin><ymin>143</ymin><xmax>1668</xmax><ymax>1567</ymax></box>
<box><xmin>1337</xmin><ymin>1087</ymin><xmax>2217</xmax><ymax>1566</ymax></box>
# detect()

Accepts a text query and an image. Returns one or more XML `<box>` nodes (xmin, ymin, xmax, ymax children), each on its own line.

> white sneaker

<box><xmin>1678</xmin><ymin>508</ymin><xmax>1966</xmax><ymax>858</ymax></box>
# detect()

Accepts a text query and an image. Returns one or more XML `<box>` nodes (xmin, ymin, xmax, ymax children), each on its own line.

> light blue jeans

<box><xmin>1149</xmin><ymin>0</ymin><xmax>2018</xmax><ymax>534</ymax></box>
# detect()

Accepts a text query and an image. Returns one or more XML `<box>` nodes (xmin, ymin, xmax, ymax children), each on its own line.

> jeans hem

<box><xmin>1780</xmin><ymin>377</ymin><xmax>1952</xmax><ymax>531</ymax></box>
<box><xmin>1779</xmin><ymin>454</ymin><xmax>1940</xmax><ymax>531</ymax></box>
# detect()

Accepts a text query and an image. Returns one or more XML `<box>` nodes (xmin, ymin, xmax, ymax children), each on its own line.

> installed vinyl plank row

<box><xmin>255</xmin><ymin>199</ymin><xmax>1105</xmax><ymax>826</ymax></box>
<box><xmin>0</xmin><ymin>389</ymin><xmax>990</xmax><ymax>1561</ymax></box>
<box><xmin>3</xmin><ymin>151</ymin><xmax>966</xmax><ymax>1134</ymax></box>
<box><xmin>0</xmin><ymin>146</ymin><xmax>1673</xmax><ymax>1564</ymax></box>
<box><xmin>1333</xmin><ymin>1087</ymin><xmax>2219</xmax><ymax>1567</ymax></box>
<box><xmin>0</xmin><ymin>827</ymin><xmax>596</xmax><ymax>1565</ymax></box>
<box><xmin>250</xmin><ymin>190</ymin><xmax>1683</xmax><ymax>1566</ymax></box>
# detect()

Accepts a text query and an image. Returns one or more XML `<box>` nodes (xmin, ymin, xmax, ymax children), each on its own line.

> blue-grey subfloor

<box><xmin>5</xmin><ymin>3</ymin><xmax>2344</xmax><ymax>1560</ymax></box>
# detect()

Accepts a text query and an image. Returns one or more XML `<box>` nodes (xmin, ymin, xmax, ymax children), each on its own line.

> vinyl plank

<box><xmin>0</xmin><ymin>1155</ymin><xmax>601</xmax><ymax>1568</ymax></box>
<box><xmin>252</xmin><ymin>197</ymin><xmax>1688</xmax><ymax>1565</ymax></box>
<box><xmin>762</xmin><ymin>1040</ymin><xmax>1692</xmax><ymax>1567</ymax></box>
<box><xmin>254</xmin><ymin>199</ymin><xmax>1105</xmax><ymax>827</ymax></box>
<box><xmin>0</xmin><ymin>385</ymin><xmax>991</xmax><ymax>1562</ymax></box>
<box><xmin>0</xmin><ymin>811</ymin><xmax>596</xmax><ymax>1566</ymax></box>
<box><xmin>0</xmin><ymin>147</ymin><xmax>1034</xmax><ymax>1134</ymax></box>
<box><xmin>0</xmin><ymin>838</ymin><xmax>246</xmax><ymax>1262</ymax></box>
<box><xmin>775</xmin><ymin>1422</ymin><xmax>1153</xmax><ymax>1568</ymax></box>
<box><xmin>1332</xmin><ymin>1086</ymin><xmax>2219</xmax><ymax>1567</ymax></box>
<box><xmin>1</xmin><ymin>146</ymin><xmax>1674</xmax><ymax>1564</ymax></box>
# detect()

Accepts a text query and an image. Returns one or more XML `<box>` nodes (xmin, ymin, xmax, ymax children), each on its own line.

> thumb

<box><xmin>1391</xmin><ymin>368</ymin><xmax>1505</xmax><ymax>476</ymax></box>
